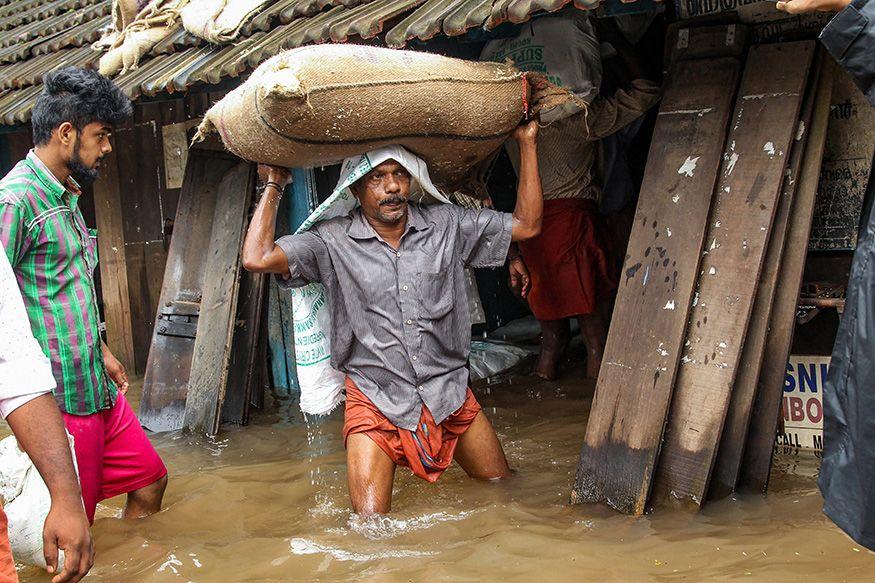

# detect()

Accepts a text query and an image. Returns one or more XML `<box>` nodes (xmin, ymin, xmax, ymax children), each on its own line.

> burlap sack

<box><xmin>99</xmin><ymin>26</ymin><xmax>174</xmax><ymax>75</ymax></box>
<box><xmin>181</xmin><ymin>0</ymin><xmax>272</xmax><ymax>43</ymax></box>
<box><xmin>97</xmin><ymin>0</ymin><xmax>188</xmax><ymax>75</ymax></box>
<box><xmin>196</xmin><ymin>44</ymin><xmax>529</xmax><ymax>189</ymax></box>
<box><xmin>113</xmin><ymin>0</ymin><xmax>144</xmax><ymax>31</ymax></box>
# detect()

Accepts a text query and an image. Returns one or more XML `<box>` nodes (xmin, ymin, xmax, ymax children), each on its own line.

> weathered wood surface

<box><xmin>221</xmin><ymin>267</ymin><xmax>266</xmax><ymax>425</ymax></box>
<box><xmin>809</xmin><ymin>69</ymin><xmax>875</xmax><ymax>251</ymax></box>
<box><xmin>250</xmin><ymin>284</ymin><xmax>272</xmax><ymax>416</ymax></box>
<box><xmin>92</xmin><ymin>147</ymin><xmax>136</xmax><ymax>373</ymax></box>
<box><xmin>653</xmin><ymin>42</ymin><xmax>814</xmax><ymax>508</ymax></box>
<box><xmin>739</xmin><ymin>56</ymin><xmax>836</xmax><ymax>493</ymax></box>
<box><xmin>268</xmin><ymin>192</ymin><xmax>295</xmax><ymax>392</ymax></box>
<box><xmin>140</xmin><ymin>150</ymin><xmax>238</xmax><ymax>432</ymax></box>
<box><xmin>572</xmin><ymin>56</ymin><xmax>740</xmax><ymax>515</ymax></box>
<box><xmin>709</xmin><ymin>53</ymin><xmax>823</xmax><ymax>500</ymax></box>
<box><xmin>114</xmin><ymin>122</ymin><xmax>169</xmax><ymax>373</ymax></box>
<box><xmin>183</xmin><ymin>161</ymin><xmax>255</xmax><ymax>436</ymax></box>
<box><xmin>665</xmin><ymin>23</ymin><xmax>748</xmax><ymax>64</ymax></box>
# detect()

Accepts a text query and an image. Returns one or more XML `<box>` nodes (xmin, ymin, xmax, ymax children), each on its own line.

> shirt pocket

<box><xmin>416</xmin><ymin>260</ymin><xmax>455</xmax><ymax>320</ymax></box>
<box><xmin>37</xmin><ymin>208</ymin><xmax>81</xmax><ymax>266</ymax></box>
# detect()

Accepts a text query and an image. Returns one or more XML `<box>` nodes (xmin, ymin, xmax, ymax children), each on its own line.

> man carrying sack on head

<box><xmin>242</xmin><ymin>121</ymin><xmax>542</xmax><ymax>515</ymax></box>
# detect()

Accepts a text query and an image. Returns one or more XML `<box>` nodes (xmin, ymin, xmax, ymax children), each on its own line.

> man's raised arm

<box><xmin>510</xmin><ymin>120</ymin><xmax>543</xmax><ymax>242</ymax></box>
<box><xmin>241</xmin><ymin>164</ymin><xmax>294</xmax><ymax>274</ymax></box>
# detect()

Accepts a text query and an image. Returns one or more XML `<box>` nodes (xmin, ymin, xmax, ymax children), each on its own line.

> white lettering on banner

<box><xmin>778</xmin><ymin>355</ymin><xmax>829</xmax><ymax>452</ymax></box>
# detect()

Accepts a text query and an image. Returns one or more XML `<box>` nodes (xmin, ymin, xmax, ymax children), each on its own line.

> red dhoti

<box><xmin>342</xmin><ymin>377</ymin><xmax>481</xmax><ymax>482</ymax></box>
<box><xmin>518</xmin><ymin>198</ymin><xmax>618</xmax><ymax>321</ymax></box>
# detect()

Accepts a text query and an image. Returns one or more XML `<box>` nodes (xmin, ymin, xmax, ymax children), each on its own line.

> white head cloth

<box><xmin>295</xmin><ymin>145</ymin><xmax>451</xmax><ymax>234</ymax></box>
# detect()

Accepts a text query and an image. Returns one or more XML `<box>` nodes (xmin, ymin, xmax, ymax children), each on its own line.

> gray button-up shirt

<box><xmin>276</xmin><ymin>203</ymin><xmax>513</xmax><ymax>431</ymax></box>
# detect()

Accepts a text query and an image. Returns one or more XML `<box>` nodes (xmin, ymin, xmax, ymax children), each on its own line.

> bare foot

<box><xmin>534</xmin><ymin>351</ymin><xmax>561</xmax><ymax>380</ymax></box>
<box><xmin>534</xmin><ymin>319</ymin><xmax>570</xmax><ymax>380</ymax></box>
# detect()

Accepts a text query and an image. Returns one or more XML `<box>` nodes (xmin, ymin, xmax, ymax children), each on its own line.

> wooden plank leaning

<box><xmin>183</xmin><ymin>161</ymin><xmax>256</xmax><ymax>436</ymax></box>
<box><xmin>739</xmin><ymin>55</ymin><xmax>836</xmax><ymax>493</ymax></box>
<box><xmin>221</xmin><ymin>267</ymin><xmax>267</xmax><ymax>425</ymax></box>
<box><xmin>653</xmin><ymin>41</ymin><xmax>814</xmax><ymax>508</ymax></box>
<box><xmin>572</xmin><ymin>55</ymin><xmax>741</xmax><ymax>515</ymax></box>
<box><xmin>92</xmin><ymin>146</ymin><xmax>136</xmax><ymax>373</ymax></box>
<box><xmin>140</xmin><ymin>149</ymin><xmax>239</xmax><ymax>432</ymax></box>
<box><xmin>709</xmin><ymin>50</ymin><xmax>824</xmax><ymax>500</ymax></box>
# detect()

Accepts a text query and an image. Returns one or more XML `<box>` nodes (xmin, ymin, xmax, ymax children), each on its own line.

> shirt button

<box><xmin>418</xmin><ymin>386</ymin><xmax>424</xmax><ymax>391</ymax></box>
<box><xmin>412</xmin><ymin>355</ymin><xmax>418</xmax><ymax>361</ymax></box>
<box><xmin>402</xmin><ymin>285</ymin><xmax>409</xmax><ymax>291</ymax></box>
<box><xmin>396</xmin><ymin>252</ymin><xmax>401</xmax><ymax>258</ymax></box>
<box><xmin>406</xmin><ymin>319</ymin><xmax>412</xmax><ymax>325</ymax></box>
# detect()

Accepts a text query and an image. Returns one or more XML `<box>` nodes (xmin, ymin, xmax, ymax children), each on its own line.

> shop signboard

<box><xmin>778</xmin><ymin>355</ymin><xmax>828</xmax><ymax>452</ymax></box>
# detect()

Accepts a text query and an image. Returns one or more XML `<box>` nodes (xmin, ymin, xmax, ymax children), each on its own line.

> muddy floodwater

<box><xmin>11</xmin><ymin>361</ymin><xmax>875</xmax><ymax>582</ymax></box>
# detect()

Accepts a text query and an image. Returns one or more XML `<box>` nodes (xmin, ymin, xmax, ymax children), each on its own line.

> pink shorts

<box><xmin>63</xmin><ymin>394</ymin><xmax>167</xmax><ymax>523</ymax></box>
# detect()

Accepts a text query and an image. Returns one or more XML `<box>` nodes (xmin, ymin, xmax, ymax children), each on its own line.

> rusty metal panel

<box><xmin>385</xmin><ymin>0</ymin><xmax>464</xmax><ymax>46</ymax></box>
<box><xmin>0</xmin><ymin>45</ymin><xmax>99</xmax><ymax>91</ymax></box>
<box><xmin>442</xmin><ymin>0</ymin><xmax>491</xmax><ymax>36</ymax></box>
<box><xmin>0</xmin><ymin>1</ymin><xmax>109</xmax><ymax>48</ymax></box>
<box><xmin>0</xmin><ymin>83</ymin><xmax>40</xmax><ymax>125</ymax></box>
<box><xmin>330</xmin><ymin>0</ymin><xmax>424</xmax><ymax>41</ymax></box>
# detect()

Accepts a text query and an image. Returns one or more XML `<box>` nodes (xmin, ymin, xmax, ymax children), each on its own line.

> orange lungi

<box><xmin>0</xmin><ymin>508</ymin><xmax>18</xmax><ymax>583</ymax></box>
<box><xmin>342</xmin><ymin>377</ymin><xmax>481</xmax><ymax>482</ymax></box>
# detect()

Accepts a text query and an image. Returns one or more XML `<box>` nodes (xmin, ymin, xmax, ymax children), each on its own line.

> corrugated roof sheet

<box><xmin>0</xmin><ymin>1</ymin><xmax>109</xmax><ymax>48</ymax></box>
<box><xmin>0</xmin><ymin>45</ymin><xmax>99</xmax><ymax>90</ymax></box>
<box><xmin>0</xmin><ymin>0</ymin><xmax>620</xmax><ymax>125</ymax></box>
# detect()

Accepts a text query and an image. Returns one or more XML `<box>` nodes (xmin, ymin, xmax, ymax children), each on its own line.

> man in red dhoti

<box><xmin>506</xmin><ymin>78</ymin><xmax>661</xmax><ymax>380</ymax></box>
<box><xmin>241</xmin><ymin>121</ymin><xmax>543</xmax><ymax>514</ymax></box>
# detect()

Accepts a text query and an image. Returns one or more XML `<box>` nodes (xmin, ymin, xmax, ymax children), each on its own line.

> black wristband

<box><xmin>264</xmin><ymin>181</ymin><xmax>284</xmax><ymax>192</ymax></box>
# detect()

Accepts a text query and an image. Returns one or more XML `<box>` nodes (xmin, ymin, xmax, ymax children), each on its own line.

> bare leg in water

<box><xmin>454</xmin><ymin>411</ymin><xmax>511</xmax><ymax>479</ymax></box>
<box><xmin>577</xmin><ymin>304</ymin><xmax>609</xmax><ymax>380</ymax></box>
<box><xmin>346</xmin><ymin>411</ymin><xmax>509</xmax><ymax>515</ymax></box>
<box><xmin>533</xmin><ymin>318</ymin><xmax>570</xmax><ymax>380</ymax></box>
<box><xmin>124</xmin><ymin>474</ymin><xmax>168</xmax><ymax>519</ymax></box>
<box><xmin>346</xmin><ymin>433</ymin><xmax>396</xmax><ymax>515</ymax></box>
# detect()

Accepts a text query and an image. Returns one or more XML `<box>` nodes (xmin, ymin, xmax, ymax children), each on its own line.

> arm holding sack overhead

<box><xmin>776</xmin><ymin>0</ymin><xmax>851</xmax><ymax>12</ymax></box>
<box><xmin>456</xmin><ymin>120</ymin><xmax>542</xmax><ymax>268</ymax></box>
<box><xmin>510</xmin><ymin>120</ymin><xmax>543</xmax><ymax>242</ymax></box>
<box><xmin>242</xmin><ymin>165</ymin><xmax>327</xmax><ymax>286</ymax></box>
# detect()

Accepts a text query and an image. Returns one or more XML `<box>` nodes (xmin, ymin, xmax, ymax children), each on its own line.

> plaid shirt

<box><xmin>0</xmin><ymin>151</ymin><xmax>116</xmax><ymax>415</ymax></box>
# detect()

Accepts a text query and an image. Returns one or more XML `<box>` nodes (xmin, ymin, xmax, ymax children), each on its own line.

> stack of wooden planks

<box><xmin>572</xmin><ymin>25</ymin><xmax>836</xmax><ymax>514</ymax></box>
<box><xmin>140</xmin><ymin>145</ymin><xmax>269</xmax><ymax>437</ymax></box>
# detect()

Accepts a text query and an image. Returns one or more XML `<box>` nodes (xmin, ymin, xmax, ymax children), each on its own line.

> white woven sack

<box><xmin>481</xmin><ymin>9</ymin><xmax>602</xmax><ymax>123</ymax></box>
<box><xmin>0</xmin><ymin>432</ymin><xmax>79</xmax><ymax>571</ymax></box>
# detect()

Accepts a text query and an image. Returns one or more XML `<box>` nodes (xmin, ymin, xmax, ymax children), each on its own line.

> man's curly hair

<box><xmin>31</xmin><ymin>67</ymin><xmax>132</xmax><ymax>146</ymax></box>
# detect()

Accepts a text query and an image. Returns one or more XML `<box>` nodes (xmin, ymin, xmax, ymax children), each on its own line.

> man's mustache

<box><xmin>379</xmin><ymin>196</ymin><xmax>407</xmax><ymax>206</ymax></box>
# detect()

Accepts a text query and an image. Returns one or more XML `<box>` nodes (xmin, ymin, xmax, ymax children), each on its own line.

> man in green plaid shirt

<box><xmin>0</xmin><ymin>67</ymin><xmax>167</xmax><ymax>525</ymax></box>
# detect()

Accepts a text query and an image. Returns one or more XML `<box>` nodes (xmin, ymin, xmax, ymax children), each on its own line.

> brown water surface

<box><xmin>11</xmin><ymin>364</ymin><xmax>875</xmax><ymax>582</ymax></box>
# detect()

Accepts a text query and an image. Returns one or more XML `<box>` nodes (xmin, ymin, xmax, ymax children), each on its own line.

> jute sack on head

<box><xmin>195</xmin><ymin>44</ymin><xmax>529</xmax><ymax>190</ymax></box>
